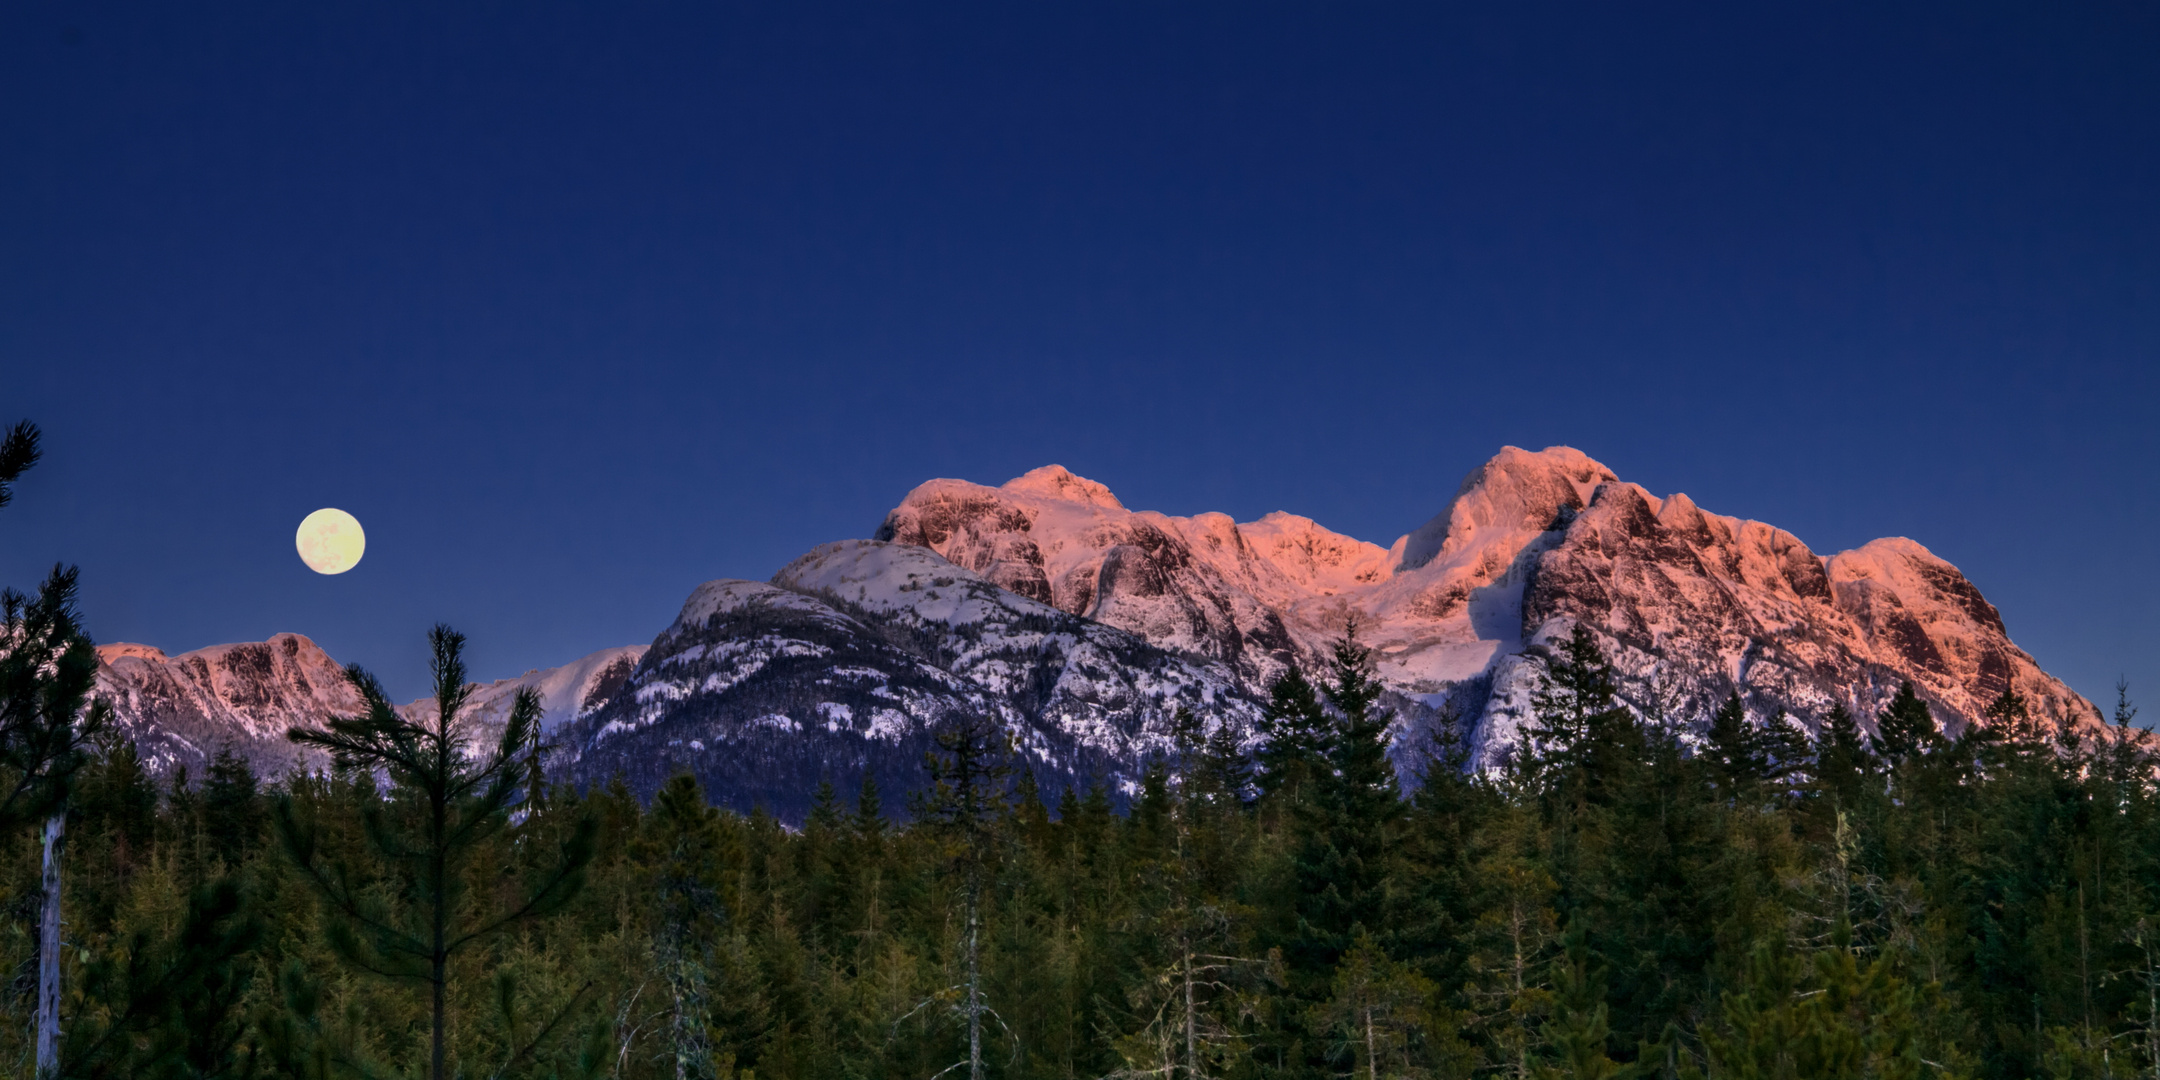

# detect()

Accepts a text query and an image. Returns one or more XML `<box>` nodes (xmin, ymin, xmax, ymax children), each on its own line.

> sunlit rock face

<box><xmin>876</xmin><ymin>465</ymin><xmax>1391</xmax><ymax>688</ymax></box>
<box><xmin>878</xmin><ymin>448</ymin><xmax>2100</xmax><ymax>767</ymax></box>
<box><xmin>94</xmin><ymin>635</ymin><xmax>647</xmax><ymax>778</ymax></box>
<box><xmin>95</xmin><ymin>634</ymin><xmax>361</xmax><ymax>776</ymax></box>
<box><xmin>550</xmin><ymin>540</ymin><xmax>1264</xmax><ymax>817</ymax></box>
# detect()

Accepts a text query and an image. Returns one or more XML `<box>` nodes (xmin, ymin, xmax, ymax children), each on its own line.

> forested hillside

<box><xmin>5</xmin><ymin>619</ymin><xmax>2157</xmax><ymax>1080</ymax></box>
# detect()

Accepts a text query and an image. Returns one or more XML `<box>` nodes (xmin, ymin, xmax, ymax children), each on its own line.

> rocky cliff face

<box><xmin>879</xmin><ymin>448</ymin><xmax>2099</xmax><ymax>766</ymax></box>
<box><xmin>875</xmin><ymin>465</ymin><xmax>1393</xmax><ymax>687</ymax></box>
<box><xmin>95</xmin><ymin>636</ymin><xmax>647</xmax><ymax>777</ymax></box>
<box><xmin>1472</xmin><ymin>475</ymin><xmax>2098</xmax><ymax>765</ymax></box>
<box><xmin>95</xmin><ymin>634</ymin><xmax>360</xmax><ymax>775</ymax></box>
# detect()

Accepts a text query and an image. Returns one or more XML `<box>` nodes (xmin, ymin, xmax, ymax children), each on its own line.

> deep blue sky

<box><xmin>1</xmin><ymin>2</ymin><xmax>2154</xmax><ymax>706</ymax></box>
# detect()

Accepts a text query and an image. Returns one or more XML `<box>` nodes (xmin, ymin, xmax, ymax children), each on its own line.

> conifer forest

<box><xmin>10</xmin><ymin>424</ymin><xmax>2160</xmax><ymax>1080</ymax></box>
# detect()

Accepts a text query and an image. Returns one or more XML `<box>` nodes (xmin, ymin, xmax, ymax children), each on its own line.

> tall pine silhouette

<box><xmin>274</xmin><ymin>625</ymin><xmax>597</xmax><ymax>1080</ymax></box>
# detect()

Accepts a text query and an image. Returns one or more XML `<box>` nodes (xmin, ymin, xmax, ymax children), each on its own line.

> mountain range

<box><xmin>90</xmin><ymin>446</ymin><xmax>2099</xmax><ymax>816</ymax></box>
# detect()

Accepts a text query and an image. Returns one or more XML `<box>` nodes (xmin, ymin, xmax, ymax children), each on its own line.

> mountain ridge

<box><xmin>87</xmin><ymin>445</ymin><xmax>2096</xmax><ymax>813</ymax></box>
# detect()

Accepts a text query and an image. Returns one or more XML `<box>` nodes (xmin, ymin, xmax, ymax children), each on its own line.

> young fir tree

<box><xmin>1533</xmin><ymin>924</ymin><xmax>1623</xmax><ymax>1080</ymax></box>
<box><xmin>1807</xmin><ymin>703</ymin><xmax>1878</xmax><ymax>823</ymax></box>
<box><xmin>1701</xmin><ymin>695</ymin><xmax>1813</xmax><ymax>799</ymax></box>
<box><xmin>909</xmin><ymin>710</ymin><xmax>1015</xmax><ymax>1080</ymax></box>
<box><xmin>200</xmin><ymin>746</ymin><xmax>264</xmax><ymax>866</ymax></box>
<box><xmin>1869</xmin><ymin>682</ymin><xmax>1939</xmax><ymax>767</ymax></box>
<box><xmin>1523</xmin><ymin>625</ymin><xmax>1640</xmax><ymax>814</ymax></box>
<box><xmin>273</xmin><ymin>625</ymin><xmax>598</xmax><ymax>1080</ymax></box>
<box><xmin>1256</xmin><ymin>666</ymin><xmax>1331</xmax><ymax>815</ymax></box>
<box><xmin>1199</xmin><ymin>714</ymin><xmax>1256</xmax><ymax>810</ymax></box>
<box><xmin>1289</xmin><ymin>624</ymin><xmax>1404</xmax><ymax>975</ymax></box>
<box><xmin>1700</xmin><ymin>693</ymin><xmax>1764</xmax><ymax>798</ymax></box>
<box><xmin>1982</xmin><ymin>685</ymin><xmax>2044</xmax><ymax>749</ymax></box>
<box><xmin>639</xmin><ymin>774</ymin><xmax>730</xmax><ymax>1080</ymax></box>
<box><xmin>1269</xmin><ymin>620</ymin><xmax>1410</xmax><ymax>1080</ymax></box>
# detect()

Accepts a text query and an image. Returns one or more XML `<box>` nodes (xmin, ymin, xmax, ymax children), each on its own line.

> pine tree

<box><xmin>201</xmin><ymin>746</ymin><xmax>263</xmax><ymax>865</ymax></box>
<box><xmin>0</xmin><ymin>419</ymin><xmax>41</xmax><ymax>509</ymax></box>
<box><xmin>0</xmin><ymin>422</ymin><xmax>114</xmax><ymax>1079</ymax></box>
<box><xmin>640</xmin><ymin>774</ymin><xmax>730</xmax><ymax>1080</ymax></box>
<box><xmin>1870</xmin><ymin>682</ymin><xmax>1938</xmax><ymax>767</ymax></box>
<box><xmin>1701</xmin><ymin>694</ymin><xmax>1764</xmax><ymax>797</ymax></box>
<box><xmin>1257</xmin><ymin>666</ymin><xmax>1331</xmax><ymax>815</ymax></box>
<box><xmin>1284</xmin><ymin>622</ymin><xmax>1407</xmax><ymax>1038</ymax></box>
<box><xmin>910</xmin><ymin>710</ymin><xmax>1016</xmax><ymax>1080</ymax></box>
<box><xmin>1983</xmin><ymin>685</ymin><xmax>2044</xmax><ymax>749</ymax></box>
<box><xmin>1200</xmin><ymin>714</ymin><xmax>1255</xmax><ymax>809</ymax></box>
<box><xmin>1703</xmin><ymin>695</ymin><xmax>1813</xmax><ymax>799</ymax></box>
<box><xmin>1524</xmin><ymin>625</ymin><xmax>1639</xmax><ymax>813</ymax></box>
<box><xmin>1309</xmin><ymin>930</ymin><xmax>1448</xmax><ymax>1080</ymax></box>
<box><xmin>1533</xmin><ymin>924</ymin><xmax>1622</xmax><ymax>1080</ymax></box>
<box><xmin>273</xmin><ymin>625</ymin><xmax>598</xmax><ymax>1080</ymax></box>
<box><xmin>1808</xmin><ymin>704</ymin><xmax>1877</xmax><ymax>820</ymax></box>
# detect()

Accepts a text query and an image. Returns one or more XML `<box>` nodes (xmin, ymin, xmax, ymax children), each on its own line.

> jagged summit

<box><xmin>1001</xmin><ymin>464</ymin><xmax>1126</xmax><ymax>509</ymax></box>
<box><xmin>880</xmin><ymin>447</ymin><xmax>2099</xmax><ymax>764</ymax></box>
<box><xmin>95</xmin><ymin>632</ymin><xmax>646</xmax><ymax>776</ymax></box>
<box><xmin>1398</xmin><ymin>445</ymin><xmax>1618</xmax><ymax>572</ymax></box>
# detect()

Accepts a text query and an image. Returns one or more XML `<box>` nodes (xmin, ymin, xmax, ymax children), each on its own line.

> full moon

<box><xmin>296</xmin><ymin>508</ymin><xmax>366</xmax><ymax>575</ymax></box>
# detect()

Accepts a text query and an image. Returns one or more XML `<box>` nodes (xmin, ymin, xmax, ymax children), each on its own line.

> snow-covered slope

<box><xmin>398</xmin><ymin>645</ymin><xmax>646</xmax><ymax>735</ymax></box>
<box><xmin>879</xmin><ymin>449</ymin><xmax>2100</xmax><ymax>765</ymax></box>
<box><xmin>552</xmin><ymin>540</ymin><xmax>1265</xmax><ymax>818</ymax></box>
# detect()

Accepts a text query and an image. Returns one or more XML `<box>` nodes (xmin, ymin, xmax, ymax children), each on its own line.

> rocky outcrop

<box><xmin>95</xmin><ymin>636</ymin><xmax>648</xmax><ymax>777</ymax></box>
<box><xmin>1472</xmin><ymin>479</ymin><xmax>2098</xmax><ymax>765</ymax></box>
<box><xmin>876</xmin><ymin>466</ymin><xmax>1391</xmax><ymax>686</ymax></box>
<box><xmin>879</xmin><ymin>449</ymin><xmax>2100</xmax><ymax>766</ymax></box>
<box><xmin>95</xmin><ymin>634</ymin><xmax>359</xmax><ymax>776</ymax></box>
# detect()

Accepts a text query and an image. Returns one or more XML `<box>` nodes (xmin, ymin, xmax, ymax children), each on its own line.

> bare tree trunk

<box><xmin>2147</xmin><ymin>934</ymin><xmax>2160</xmax><ymax>1080</ymax></box>
<box><xmin>36</xmin><ymin>811</ymin><xmax>64</xmax><ymax>1078</ymax></box>
<box><xmin>1183</xmin><ymin>945</ymin><xmax>1198</xmax><ymax>1080</ymax></box>
<box><xmin>1364</xmin><ymin>1006</ymin><xmax>1377</xmax><ymax>1080</ymax></box>
<box><xmin>967</xmin><ymin>884</ymin><xmax>983</xmax><ymax>1080</ymax></box>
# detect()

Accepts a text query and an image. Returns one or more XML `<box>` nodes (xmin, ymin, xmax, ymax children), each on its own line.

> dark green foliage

<box><xmin>1256</xmin><ymin>666</ymin><xmax>1330</xmax><ymax>814</ymax></box>
<box><xmin>1810</xmin><ymin>703</ymin><xmax>1875</xmax><ymax>805</ymax></box>
<box><xmin>201</xmin><ymin>746</ymin><xmax>263</xmax><ymax>865</ymax></box>
<box><xmin>0</xmin><ymin>418</ymin><xmax>41</xmax><ymax>509</ymax></box>
<box><xmin>13</xmin><ymin>613</ymin><xmax>2160</xmax><ymax>1080</ymax></box>
<box><xmin>57</xmin><ymin>877</ymin><xmax>263</xmax><ymax>1080</ymax></box>
<box><xmin>1701</xmin><ymin>695</ymin><xmax>1813</xmax><ymax>799</ymax></box>
<box><xmin>1523</xmin><ymin>625</ymin><xmax>1642</xmax><ymax>814</ymax></box>
<box><xmin>1870</xmin><ymin>681</ymin><xmax>1940</xmax><ymax>766</ymax></box>
<box><xmin>0</xmin><ymin>564</ymin><xmax>110</xmax><ymax>837</ymax></box>
<box><xmin>272</xmin><ymin>625</ymin><xmax>598</xmax><ymax>1080</ymax></box>
<box><xmin>1287</xmin><ymin>625</ymin><xmax>1404</xmax><ymax>981</ymax></box>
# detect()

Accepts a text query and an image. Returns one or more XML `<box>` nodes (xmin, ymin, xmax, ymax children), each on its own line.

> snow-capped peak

<box><xmin>1001</xmin><ymin>465</ymin><xmax>1125</xmax><ymax>509</ymax></box>
<box><xmin>1398</xmin><ymin>445</ymin><xmax>1619</xmax><ymax>572</ymax></box>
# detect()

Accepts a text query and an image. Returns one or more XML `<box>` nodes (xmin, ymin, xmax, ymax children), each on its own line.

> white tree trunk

<box><xmin>36</xmin><ymin>811</ymin><xmax>64</xmax><ymax>1078</ymax></box>
<box><xmin>966</xmin><ymin>896</ymin><xmax>983</xmax><ymax>1080</ymax></box>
